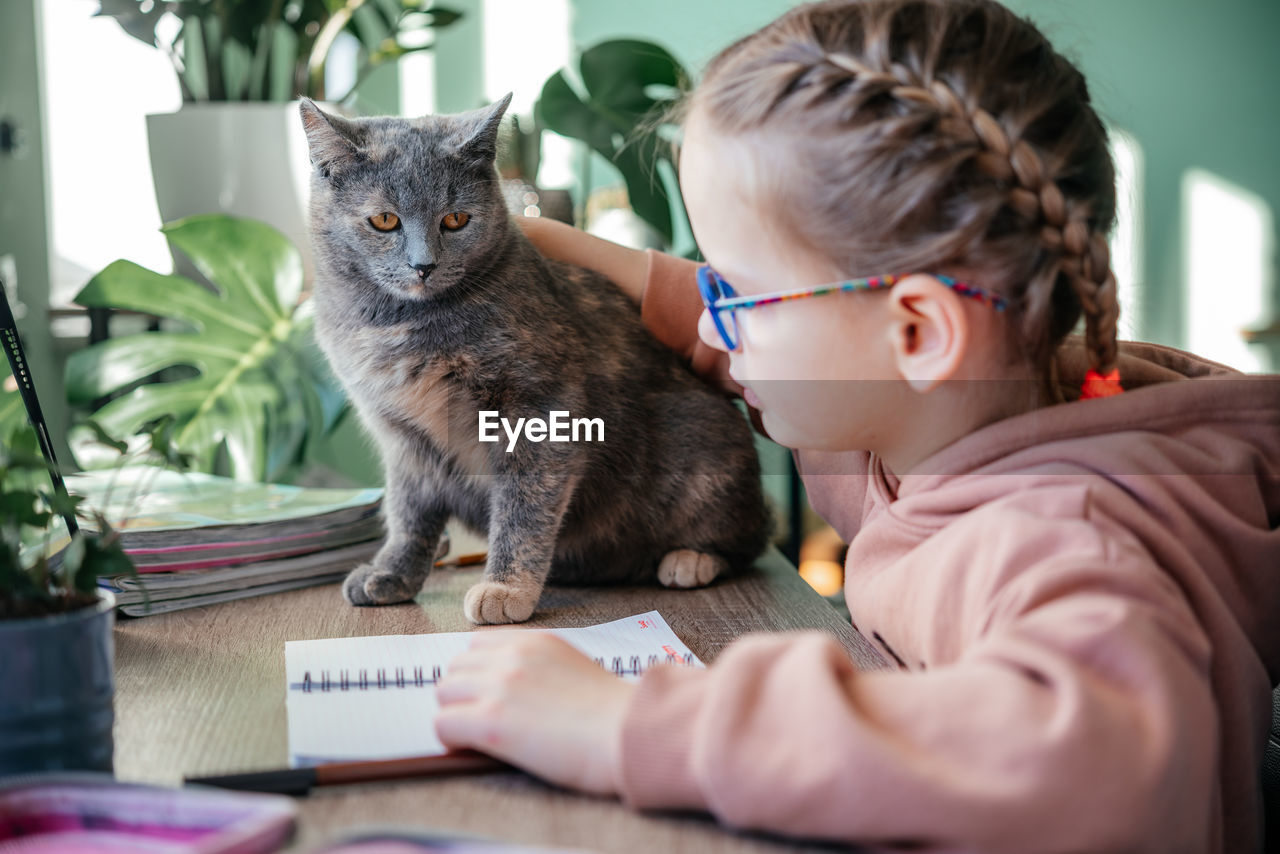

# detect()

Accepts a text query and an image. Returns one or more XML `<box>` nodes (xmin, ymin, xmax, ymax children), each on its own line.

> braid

<box><xmin>693</xmin><ymin>0</ymin><xmax>1121</xmax><ymax>380</ymax></box>
<box><xmin>811</xmin><ymin>49</ymin><xmax>1121</xmax><ymax>374</ymax></box>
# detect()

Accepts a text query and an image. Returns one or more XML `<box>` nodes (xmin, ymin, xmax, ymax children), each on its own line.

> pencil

<box><xmin>434</xmin><ymin>551</ymin><xmax>487</xmax><ymax>569</ymax></box>
<box><xmin>185</xmin><ymin>750</ymin><xmax>509</xmax><ymax>795</ymax></box>
<box><xmin>0</xmin><ymin>279</ymin><xmax>79</xmax><ymax>537</ymax></box>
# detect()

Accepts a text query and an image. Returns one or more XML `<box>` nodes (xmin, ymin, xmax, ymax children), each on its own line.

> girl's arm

<box><xmin>518</xmin><ymin>217</ymin><xmax>737</xmax><ymax>392</ymax></box>
<box><xmin>436</xmin><ymin>517</ymin><xmax>1218</xmax><ymax>851</ymax></box>
<box><xmin>516</xmin><ymin>216</ymin><xmax>648</xmax><ymax>304</ymax></box>
<box><xmin>612</xmin><ymin>527</ymin><xmax>1217</xmax><ymax>850</ymax></box>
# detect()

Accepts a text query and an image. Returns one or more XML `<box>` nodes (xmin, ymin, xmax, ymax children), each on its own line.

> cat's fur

<box><xmin>299</xmin><ymin>95</ymin><xmax>771</xmax><ymax>624</ymax></box>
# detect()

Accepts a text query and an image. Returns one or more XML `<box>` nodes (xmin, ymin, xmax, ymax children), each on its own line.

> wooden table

<box><xmin>113</xmin><ymin>548</ymin><xmax>884</xmax><ymax>852</ymax></box>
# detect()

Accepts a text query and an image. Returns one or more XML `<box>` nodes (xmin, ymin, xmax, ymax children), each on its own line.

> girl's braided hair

<box><xmin>689</xmin><ymin>0</ymin><xmax>1119</xmax><ymax>381</ymax></box>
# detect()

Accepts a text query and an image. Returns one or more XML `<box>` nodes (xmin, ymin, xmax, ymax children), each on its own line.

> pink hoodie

<box><xmin>618</xmin><ymin>250</ymin><xmax>1280</xmax><ymax>853</ymax></box>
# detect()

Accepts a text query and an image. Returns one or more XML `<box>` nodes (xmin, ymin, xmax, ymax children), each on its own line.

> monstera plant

<box><xmin>66</xmin><ymin>214</ymin><xmax>346</xmax><ymax>482</ymax></box>
<box><xmin>537</xmin><ymin>38</ymin><xmax>690</xmax><ymax>247</ymax></box>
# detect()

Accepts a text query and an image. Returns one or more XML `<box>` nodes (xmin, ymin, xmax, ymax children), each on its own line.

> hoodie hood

<box><xmin>907</xmin><ymin>340</ymin><xmax>1279</xmax><ymax>669</ymax></box>
<box><xmin>807</xmin><ymin>339</ymin><xmax>1280</xmax><ymax>674</ymax></box>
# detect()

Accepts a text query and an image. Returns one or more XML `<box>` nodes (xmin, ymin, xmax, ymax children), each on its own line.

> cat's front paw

<box><xmin>342</xmin><ymin>562</ymin><xmax>423</xmax><ymax>606</ymax></box>
<box><xmin>464</xmin><ymin>579</ymin><xmax>540</xmax><ymax>624</ymax></box>
<box><xmin>657</xmin><ymin>549</ymin><xmax>727</xmax><ymax>589</ymax></box>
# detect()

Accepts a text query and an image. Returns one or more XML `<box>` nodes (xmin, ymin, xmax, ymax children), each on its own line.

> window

<box><xmin>1183</xmin><ymin>169</ymin><xmax>1273</xmax><ymax>373</ymax></box>
<box><xmin>41</xmin><ymin>0</ymin><xmax>181</xmax><ymax>323</ymax></box>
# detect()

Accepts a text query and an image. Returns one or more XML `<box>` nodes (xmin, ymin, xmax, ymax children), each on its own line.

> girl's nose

<box><xmin>698</xmin><ymin>308</ymin><xmax>730</xmax><ymax>352</ymax></box>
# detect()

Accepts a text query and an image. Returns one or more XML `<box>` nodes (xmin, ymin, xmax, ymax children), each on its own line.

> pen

<box><xmin>184</xmin><ymin>750</ymin><xmax>510</xmax><ymax>795</ymax></box>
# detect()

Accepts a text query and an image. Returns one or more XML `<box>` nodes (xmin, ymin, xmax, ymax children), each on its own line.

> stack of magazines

<box><xmin>46</xmin><ymin>466</ymin><xmax>396</xmax><ymax>616</ymax></box>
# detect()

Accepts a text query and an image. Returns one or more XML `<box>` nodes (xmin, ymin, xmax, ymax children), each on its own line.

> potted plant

<box><xmin>92</xmin><ymin>0</ymin><xmax>462</xmax><ymax>281</ymax></box>
<box><xmin>0</xmin><ymin>416</ymin><xmax>188</xmax><ymax>775</ymax></box>
<box><xmin>94</xmin><ymin>0</ymin><xmax>463</xmax><ymax>104</ymax></box>
<box><xmin>64</xmin><ymin>213</ymin><xmax>347</xmax><ymax>483</ymax></box>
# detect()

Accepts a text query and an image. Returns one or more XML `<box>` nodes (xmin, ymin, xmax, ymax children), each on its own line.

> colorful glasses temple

<box><xmin>697</xmin><ymin>266</ymin><xmax>1008</xmax><ymax>352</ymax></box>
<box><xmin>708</xmin><ymin>273</ymin><xmax>1007</xmax><ymax>313</ymax></box>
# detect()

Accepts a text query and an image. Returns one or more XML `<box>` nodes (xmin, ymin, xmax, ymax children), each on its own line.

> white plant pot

<box><xmin>147</xmin><ymin>103</ymin><xmax>318</xmax><ymax>282</ymax></box>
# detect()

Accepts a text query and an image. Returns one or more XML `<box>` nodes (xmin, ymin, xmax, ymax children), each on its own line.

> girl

<box><xmin>435</xmin><ymin>1</ymin><xmax>1280</xmax><ymax>850</ymax></box>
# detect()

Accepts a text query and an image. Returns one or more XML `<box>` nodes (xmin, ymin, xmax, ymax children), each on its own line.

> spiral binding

<box><xmin>290</xmin><ymin>666</ymin><xmax>444</xmax><ymax>693</ymax></box>
<box><xmin>593</xmin><ymin>653</ymin><xmax>697</xmax><ymax>677</ymax></box>
<box><xmin>288</xmin><ymin>653</ymin><xmax>696</xmax><ymax>693</ymax></box>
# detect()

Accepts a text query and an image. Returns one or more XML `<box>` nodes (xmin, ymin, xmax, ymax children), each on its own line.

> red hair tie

<box><xmin>1081</xmin><ymin>368</ymin><xmax>1123</xmax><ymax>400</ymax></box>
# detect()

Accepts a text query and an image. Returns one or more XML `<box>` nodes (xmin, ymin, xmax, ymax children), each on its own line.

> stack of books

<box><xmin>49</xmin><ymin>466</ymin><xmax>404</xmax><ymax>616</ymax></box>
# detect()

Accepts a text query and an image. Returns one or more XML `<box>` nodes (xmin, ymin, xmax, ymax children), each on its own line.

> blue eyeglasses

<box><xmin>696</xmin><ymin>265</ymin><xmax>1008</xmax><ymax>351</ymax></box>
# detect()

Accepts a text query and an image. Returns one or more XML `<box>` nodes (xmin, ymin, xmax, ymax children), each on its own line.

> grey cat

<box><xmin>299</xmin><ymin>95</ymin><xmax>771</xmax><ymax>624</ymax></box>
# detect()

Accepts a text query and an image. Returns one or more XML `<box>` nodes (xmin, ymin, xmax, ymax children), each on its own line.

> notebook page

<box><xmin>285</xmin><ymin>610</ymin><xmax>702</xmax><ymax>766</ymax></box>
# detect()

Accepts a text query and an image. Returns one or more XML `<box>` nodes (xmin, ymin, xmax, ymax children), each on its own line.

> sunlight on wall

<box><xmin>481</xmin><ymin>0</ymin><xmax>575</xmax><ymax>189</ymax></box>
<box><xmin>40</xmin><ymin>0</ymin><xmax>181</xmax><ymax>308</ymax></box>
<box><xmin>483</xmin><ymin>0</ymin><xmax>568</xmax><ymax>117</ymax></box>
<box><xmin>399</xmin><ymin>45</ymin><xmax>436</xmax><ymax>117</ymax></box>
<box><xmin>1183</xmin><ymin>169</ymin><xmax>1273</xmax><ymax>373</ymax></box>
<box><xmin>1109</xmin><ymin>129</ymin><xmax>1143</xmax><ymax>340</ymax></box>
<box><xmin>326</xmin><ymin>33</ymin><xmax>360</xmax><ymax>107</ymax></box>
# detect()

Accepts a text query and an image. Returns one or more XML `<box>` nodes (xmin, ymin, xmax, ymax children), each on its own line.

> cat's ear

<box><xmin>299</xmin><ymin>99</ymin><xmax>361</xmax><ymax>177</ymax></box>
<box><xmin>456</xmin><ymin>93</ymin><xmax>513</xmax><ymax>165</ymax></box>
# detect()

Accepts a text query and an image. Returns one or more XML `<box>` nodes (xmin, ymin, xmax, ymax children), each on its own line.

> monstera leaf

<box><xmin>537</xmin><ymin>39</ymin><xmax>688</xmax><ymax>245</ymax></box>
<box><xmin>66</xmin><ymin>214</ymin><xmax>347</xmax><ymax>482</ymax></box>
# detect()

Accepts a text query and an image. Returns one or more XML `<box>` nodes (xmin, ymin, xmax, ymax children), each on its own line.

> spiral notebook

<box><xmin>285</xmin><ymin>610</ymin><xmax>702</xmax><ymax>766</ymax></box>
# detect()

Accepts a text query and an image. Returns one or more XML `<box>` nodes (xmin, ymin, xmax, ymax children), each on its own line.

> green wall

<box><xmin>1000</xmin><ymin>0</ymin><xmax>1280</xmax><ymax>351</ymax></box>
<box><xmin>571</xmin><ymin>1</ymin><xmax>791</xmax><ymax>71</ymax></box>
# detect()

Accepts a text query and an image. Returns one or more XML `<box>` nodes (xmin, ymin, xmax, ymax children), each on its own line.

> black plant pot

<box><xmin>0</xmin><ymin>590</ymin><xmax>115</xmax><ymax>774</ymax></box>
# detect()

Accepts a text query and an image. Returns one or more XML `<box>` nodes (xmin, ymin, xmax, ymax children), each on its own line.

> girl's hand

<box><xmin>435</xmin><ymin>631</ymin><xmax>635</xmax><ymax>796</ymax></box>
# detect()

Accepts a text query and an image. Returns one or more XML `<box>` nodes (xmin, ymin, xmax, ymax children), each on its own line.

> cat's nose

<box><xmin>411</xmin><ymin>262</ymin><xmax>436</xmax><ymax>280</ymax></box>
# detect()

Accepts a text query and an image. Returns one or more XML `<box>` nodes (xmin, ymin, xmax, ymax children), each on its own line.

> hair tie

<box><xmin>1080</xmin><ymin>368</ymin><xmax>1122</xmax><ymax>400</ymax></box>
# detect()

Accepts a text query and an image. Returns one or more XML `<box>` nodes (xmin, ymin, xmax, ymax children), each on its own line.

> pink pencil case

<box><xmin>0</xmin><ymin>773</ymin><xmax>296</xmax><ymax>854</ymax></box>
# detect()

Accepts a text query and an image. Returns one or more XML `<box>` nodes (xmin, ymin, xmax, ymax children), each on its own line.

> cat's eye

<box><xmin>441</xmin><ymin>212</ymin><xmax>470</xmax><ymax>231</ymax></box>
<box><xmin>369</xmin><ymin>212</ymin><xmax>400</xmax><ymax>231</ymax></box>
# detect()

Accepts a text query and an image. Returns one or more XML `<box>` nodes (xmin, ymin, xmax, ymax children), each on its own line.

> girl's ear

<box><xmin>884</xmin><ymin>275</ymin><xmax>970</xmax><ymax>393</ymax></box>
